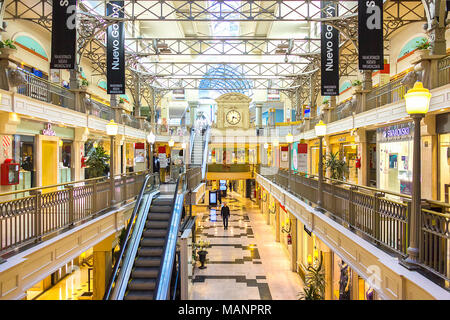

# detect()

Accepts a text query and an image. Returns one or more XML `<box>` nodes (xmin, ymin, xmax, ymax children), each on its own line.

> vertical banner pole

<box><xmin>107</xmin><ymin>1</ymin><xmax>125</xmax><ymax>95</ymax></box>
<box><xmin>320</xmin><ymin>1</ymin><xmax>339</xmax><ymax>97</ymax></box>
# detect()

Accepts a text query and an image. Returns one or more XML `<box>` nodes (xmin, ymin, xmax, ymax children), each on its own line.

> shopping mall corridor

<box><xmin>191</xmin><ymin>192</ymin><xmax>303</xmax><ymax>300</ymax></box>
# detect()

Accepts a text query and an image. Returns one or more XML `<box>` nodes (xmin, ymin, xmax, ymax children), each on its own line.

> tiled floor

<box><xmin>191</xmin><ymin>192</ymin><xmax>303</xmax><ymax>300</ymax></box>
<box><xmin>32</xmin><ymin>265</ymin><xmax>92</xmax><ymax>300</ymax></box>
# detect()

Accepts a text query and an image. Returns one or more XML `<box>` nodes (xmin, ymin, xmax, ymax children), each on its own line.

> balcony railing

<box><xmin>258</xmin><ymin>168</ymin><xmax>450</xmax><ymax>285</ymax></box>
<box><xmin>437</xmin><ymin>55</ymin><xmax>450</xmax><ymax>88</ymax></box>
<box><xmin>90</xmin><ymin>99</ymin><xmax>115</xmax><ymax>121</ymax></box>
<box><xmin>16</xmin><ymin>69</ymin><xmax>76</xmax><ymax>110</ymax></box>
<box><xmin>366</xmin><ymin>77</ymin><xmax>407</xmax><ymax>111</ymax></box>
<box><xmin>0</xmin><ymin>170</ymin><xmax>156</xmax><ymax>257</ymax></box>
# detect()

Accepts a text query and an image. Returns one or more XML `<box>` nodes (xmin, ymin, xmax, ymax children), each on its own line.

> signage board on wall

<box><xmin>298</xmin><ymin>143</ymin><xmax>308</xmax><ymax>173</ymax></box>
<box><xmin>358</xmin><ymin>0</ymin><xmax>384</xmax><ymax>70</ymax></box>
<box><xmin>106</xmin><ymin>1</ymin><xmax>125</xmax><ymax>94</ymax></box>
<box><xmin>321</xmin><ymin>1</ymin><xmax>339</xmax><ymax>96</ymax></box>
<box><xmin>267</xmin><ymin>89</ymin><xmax>280</xmax><ymax>101</ymax></box>
<box><xmin>50</xmin><ymin>0</ymin><xmax>77</xmax><ymax>69</ymax></box>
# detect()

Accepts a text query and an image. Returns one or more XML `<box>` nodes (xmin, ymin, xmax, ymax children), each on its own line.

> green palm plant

<box><xmin>85</xmin><ymin>145</ymin><xmax>110</xmax><ymax>178</ymax></box>
<box><xmin>299</xmin><ymin>253</ymin><xmax>325</xmax><ymax>300</ymax></box>
<box><xmin>324</xmin><ymin>152</ymin><xmax>348</xmax><ymax>181</ymax></box>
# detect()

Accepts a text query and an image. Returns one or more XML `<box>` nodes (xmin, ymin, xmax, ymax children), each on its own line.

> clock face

<box><xmin>226</xmin><ymin>110</ymin><xmax>241</xmax><ymax>125</ymax></box>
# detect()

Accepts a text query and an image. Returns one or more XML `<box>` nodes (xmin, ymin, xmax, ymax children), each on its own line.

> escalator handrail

<box><xmin>189</xmin><ymin>127</ymin><xmax>196</xmax><ymax>165</ymax></box>
<box><xmin>154</xmin><ymin>170</ymin><xmax>188</xmax><ymax>300</ymax></box>
<box><xmin>103</xmin><ymin>173</ymin><xmax>160</xmax><ymax>300</ymax></box>
<box><xmin>201</xmin><ymin>125</ymin><xmax>211</xmax><ymax>180</ymax></box>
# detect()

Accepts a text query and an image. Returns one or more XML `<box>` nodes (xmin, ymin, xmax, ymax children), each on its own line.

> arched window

<box><xmin>13</xmin><ymin>35</ymin><xmax>48</xmax><ymax>61</ymax></box>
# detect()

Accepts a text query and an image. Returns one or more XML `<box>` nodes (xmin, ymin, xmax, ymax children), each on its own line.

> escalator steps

<box><xmin>124</xmin><ymin>194</ymin><xmax>173</xmax><ymax>300</ymax></box>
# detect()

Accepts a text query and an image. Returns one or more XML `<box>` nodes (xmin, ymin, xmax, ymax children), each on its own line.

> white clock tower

<box><xmin>215</xmin><ymin>92</ymin><xmax>251</xmax><ymax>129</ymax></box>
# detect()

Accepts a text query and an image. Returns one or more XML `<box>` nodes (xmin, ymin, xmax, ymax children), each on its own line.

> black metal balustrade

<box><xmin>258</xmin><ymin>168</ymin><xmax>450</xmax><ymax>285</ymax></box>
<box><xmin>90</xmin><ymin>99</ymin><xmax>115</xmax><ymax>121</ymax></box>
<box><xmin>0</xmin><ymin>170</ymin><xmax>154</xmax><ymax>256</ymax></box>
<box><xmin>437</xmin><ymin>55</ymin><xmax>450</xmax><ymax>88</ymax></box>
<box><xmin>16</xmin><ymin>69</ymin><xmax>76</xmax><ymax>110</ymax></box>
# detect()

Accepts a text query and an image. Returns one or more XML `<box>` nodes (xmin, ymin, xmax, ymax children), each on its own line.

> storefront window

<box><xmin>341</xmin><ymin>144</ymin><xmax>358</xmax><ymax>183</ymax></box>
<box><xmin>377</xmin><ymin>122</ymin><xmax>414</xmax><ymax>196</ymax></box>
<box><xmin>13</xmin><ymin>134</ymin><xmax>35</xmax><ymax>190</ymax></box>
<box><xmin>332</xmin><ymin>254</ymin><xmax>352</xmax><ymax>300</ymax></box>
<box><xmin>439</xmin><ymin>133</ymin><xmax>450</xmax><ymax>203</ymax></box>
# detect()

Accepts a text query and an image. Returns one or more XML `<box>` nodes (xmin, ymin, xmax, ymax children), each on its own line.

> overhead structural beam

<box><xmin>126</xmin><ymin>37</ymin><xmax>321</xmax><ymax>57</ymax></box>
<box><xmin>76</xmin><ymin>0</ymin><xmax>359</xmax><ymax>22</ymax></box>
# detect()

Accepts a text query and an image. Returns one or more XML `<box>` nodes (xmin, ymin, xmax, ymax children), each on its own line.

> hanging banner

<box><xmin>321</xmin><ymin>1</ymin><xmax>339</xmax><ymax>96</ymax></box>
<box><xmin>106</xmin><ymin>1</ymin><xmax>125</xmax><ymax>94</ymax></box>
<box><xmin>358</xmin><ymin>0</ymin><xmax>384</xmax><ymax>70</ymax></box>
<box><xmin>50</xmin><ymin>0</ymin><xmax>77</xmax><ymax>69</ymax></box>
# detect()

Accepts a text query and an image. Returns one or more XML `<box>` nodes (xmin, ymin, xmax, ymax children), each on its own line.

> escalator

<box><xmin>125</xmin><ymin>192</ymin><xmax>173</xmax><ymax>300</ymax></box>
<box><xmin>189</xmin><ymin>125</ymin><xmax>210</xmax><ymax>180</ymax></box>
<box><xmin>104</xmin><ymin>172</ymin><xmax>188</xmax><ymax>300</ymax></box>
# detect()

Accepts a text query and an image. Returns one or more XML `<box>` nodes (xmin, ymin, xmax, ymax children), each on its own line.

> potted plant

<box><xmin>80</xmin><ymin>78</ymin><xmax>89</xmax><ymax>90</ymax></box>
<box><xmin>85</xmin><ymin>145</ymin><xmax>110</xmax><ymax>178</ymax></box>
<box><xmin>298</xmin><ymin>252</ymin><xmax>325</xmax><ymax>300</ymax></box>
<box><xmin>0</xmin><ymin>39</ymin><xmax>17</xmax><ymax>56</ymax></box>
<box><xmin>322</xmin><ymin>98</ymin><xmax>330</xmax><ymax>109</ymax></box>
<box><xmin>118</xmin><ymin>97</ymin><xmax>125</xmax><ymax>108</ymax></box>
<box><xmin>194</xmin><ymin>239</ymin><xmax>210</xmax><ymax>269</ymax></box>
<box><xmin>351</xmin><ymin>79</ymin><xmax>362</xmax><ymax>92</ymax></box>
<box><xmin>324</xmin><ymin>151</ymin><xmax>349</xmax><ymax>183</ymax></box>
<box><xmin>414</xmin><ymin>38</ymin><xmax>432</xmax><ymax>59</ymax></box>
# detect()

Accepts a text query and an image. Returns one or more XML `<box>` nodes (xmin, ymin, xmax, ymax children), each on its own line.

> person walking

<box><xmin>220</xmin><ymin>202</ymin><xmax>230</xmax><ymax>230</ymax></box>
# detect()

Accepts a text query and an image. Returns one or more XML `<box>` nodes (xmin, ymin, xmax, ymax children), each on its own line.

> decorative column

<box><xmin>73</xmin><ymin>128</ymin><xmax>89</xmax><ymax>181</ymax></box>
<box><xmin>427</xmin><ymin>0</ymin><xmax>447</xmax><ymax>56</ymax></box>
<box><xmin>255</xmin><ymin>103</ymin><xmax>263</xmax><ymax>128</ymax></box>
<box><xmin>290</xmin><ymin>214</ymin><xmax>297</xmax><ymax>273</ymax></box>
<box><xmin>93</xmin><ymin>234</ymin><xmax>114</xmax><ymax>300</ymax></box>
<box><xmin>355</xmin><ymin>128</ymin><xmax>368</xmax><ymax>186</ymax></box>
<box><xmin>421</xmin><ymin>115</ymin><xmax>438</xmax><ymax>200</ymax></box>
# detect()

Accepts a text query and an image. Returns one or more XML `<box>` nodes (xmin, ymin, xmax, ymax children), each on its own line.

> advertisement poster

<box><xmin>158</xmin><ymin>153</ymin><xmax>168</xmax><ymax>168</ymax></box>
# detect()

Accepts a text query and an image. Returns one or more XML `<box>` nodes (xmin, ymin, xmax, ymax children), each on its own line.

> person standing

<box><xmin>217</xmin><ymin>189</ymin><xmax>222</xmax><ymax>204</ymax></box>
<box><xmin>220</xmin><ymin>202</ymin><xmax>230</xmax><ymax>230</ymax></box>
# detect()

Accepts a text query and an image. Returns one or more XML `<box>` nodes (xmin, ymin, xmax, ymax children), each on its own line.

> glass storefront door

<box><xmin>377</xmin><ymin>123</ymin><xmax>414</xmax><ymax>196</ymax></box>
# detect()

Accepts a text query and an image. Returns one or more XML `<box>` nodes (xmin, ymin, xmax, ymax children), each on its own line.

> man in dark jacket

<box><xmin>220</xmin><ymin>202</ymin><xmax>230</xmax><ymax>230</ymax></box>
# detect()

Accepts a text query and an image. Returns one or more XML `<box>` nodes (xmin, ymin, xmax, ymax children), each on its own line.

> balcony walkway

<box><xmin>191</xmin><ymin>191</ymin><xmax>303</xmax><ymax>300</ymax></box>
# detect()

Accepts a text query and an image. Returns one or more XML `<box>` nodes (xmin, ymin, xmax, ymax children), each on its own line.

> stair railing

<box><xmin>188</xmin><ymin>127</ymin><xmax>196</xmax><ymax>166</ymax></box>
<box><xmin>103</xmin><ymin>173</ymin><xmax>160</xmax><ymax>300</ymax></box>
<box><xmin>201</xmin><ymin>125</ymin><xmax>211</xmax><ymax>180</ymax></box>
<box><xmin>154</xmin><ymin>168</ymin><xmax>190</xmax><ymax>300</ymax></box>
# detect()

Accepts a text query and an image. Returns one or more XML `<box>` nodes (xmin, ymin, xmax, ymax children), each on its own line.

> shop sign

<box><xmin>50</xmin><ymin>0</ymin><xmax>77</xmax><ymax>69</ymax></box>
<box><xmin>377</xmin><ymin>122</ymin><xmax>413</xmax><ymax>142</ymax></box>
<box><xmin>106</xmin><ymin>1</ymin><xmax>125</xmax><ymax>94</ymax></box>
<box><xmin>42</xmin><ymin>123</ymin><xmax>56</xmax><ymax>136</ymax></box>
<box><xmin>382</xmin><ymin>127</ymin><xmax>410</xmax><ymax>138</ymax></box>
<box><xmin>358</xmin><ymin>0</ymin><xmax>384</xmax><ymax>70</ymax></box>
<box><xmin>321</xmin><ymin>1</ymin><xmax>339</xmax><ymax>96</ymax></box>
